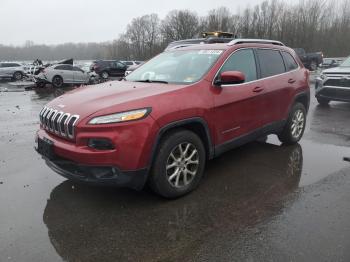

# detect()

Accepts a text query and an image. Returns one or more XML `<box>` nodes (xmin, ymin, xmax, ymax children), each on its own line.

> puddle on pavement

<box><xmin>267</xmin><ymin>135</ymin><xmax>349</xmax><ymax>187</ymax></box>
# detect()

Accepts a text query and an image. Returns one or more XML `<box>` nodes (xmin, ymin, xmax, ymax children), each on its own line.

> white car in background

<box><xmin>0</xmin><ymin>62</ymin><xmax>25</xmax><ymax>80</ymax></box>
<box><xmin>35</xmin><ymin>64</ymin><xmax>96</xmax><ymax>88</ymax></box>
<box><xmin>120</xmin><ymin>60</ymin><xmax>143</xmax><ymax>68</ymax></box>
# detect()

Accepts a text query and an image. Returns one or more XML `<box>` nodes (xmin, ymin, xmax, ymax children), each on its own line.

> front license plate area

<box><xmin>37</xmin><ymin>137</ymin><xmax>56</xmax><ymax>160</ymax></box>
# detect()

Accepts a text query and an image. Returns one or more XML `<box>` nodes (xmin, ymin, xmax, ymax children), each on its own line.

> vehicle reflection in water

<box><xmin>310</xmin><ymin>102</ymin><xmax>350</xmax><ymax>146</ymax></box>
<box><xmin>43</xmin><ymin>142</ymin><xmax>303</xmax><ymax>261</ymax></box>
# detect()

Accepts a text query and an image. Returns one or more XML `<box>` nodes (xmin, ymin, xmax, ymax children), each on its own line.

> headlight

<box><xmin>320</xmin><ymin>74</ymin><xmax>327</xmax><ymax>80</ymax></box>
<box><xmin>88</xmin><ymin>108</ymin><xmax>150</xmax><ymax>124</ymax></box>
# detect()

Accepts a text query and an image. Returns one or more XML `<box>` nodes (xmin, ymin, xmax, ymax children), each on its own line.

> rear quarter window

<box><xmin>55</xmin><ymin>65</ymin><xmax>72</xmax><ymax>70</ymax></box>
<box><xmin>257</xmin><ymin>49</ymin><xmax>286</xmax><ymax>78</ymax></box>
<box><xmin>282</xmin><ymin>52</ymin><xmax>299</xmax><ymax>71</ymax></box>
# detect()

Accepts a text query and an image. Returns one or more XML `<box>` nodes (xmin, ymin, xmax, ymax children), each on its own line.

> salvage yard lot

<box><xmin>0</xmin><ymin>77</ymin><xmax>350</xmax><ymax>261</ymax></box>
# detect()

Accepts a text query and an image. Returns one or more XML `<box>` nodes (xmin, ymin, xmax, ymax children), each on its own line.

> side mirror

<box><xmin>215</xmin><ymin>71</ymin><xmax>245</xmax><ymax>86</ymax></box>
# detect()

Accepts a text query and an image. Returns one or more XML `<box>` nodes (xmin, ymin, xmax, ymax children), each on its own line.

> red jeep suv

<box><xmin>36</xmin><ymin>39</ymin><xmax>310</xmax><ymax>198</ymax></box>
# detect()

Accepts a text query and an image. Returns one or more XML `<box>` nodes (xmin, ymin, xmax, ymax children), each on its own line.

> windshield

<box><xmin>340</xmin><ymin>57</ymin><xmax>350</xmax><ymax>67</ymax></box>
<box><xmin>125</xmin><ymin>49</ymin><xmax>223</xmax><ymax>84</ymax></box>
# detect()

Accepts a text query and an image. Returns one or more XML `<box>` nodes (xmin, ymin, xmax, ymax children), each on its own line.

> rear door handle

<box><xmin>288</xmin><ymin>78</ymin><xmax>296</xmax><ymax>84</ymax></box>
<box><xmin>253</xmin><ymin>86</ymin><xmax>264</xmax><ymax>93</ymax></box>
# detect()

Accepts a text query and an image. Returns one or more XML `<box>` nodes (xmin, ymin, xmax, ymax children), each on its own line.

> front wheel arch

<box><xmin>148</xmin><ymin>118</ymin><xmax>214</xmax><ymax>169</ymax></box>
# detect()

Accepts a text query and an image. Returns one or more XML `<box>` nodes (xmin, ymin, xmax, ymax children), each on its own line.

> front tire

<box><xmin>278</xmin><ymin>103</ymin><xmax>306</xmax><ymax>145</ymax></box>
<box><xmin>149</xmin><ymin>130</ymin><xmax>206</xmax><ymax>198</ymax></box>
<box><xmin>52</xmin><ymin>76</ymin><xmax>63</xmax><ymax>88</ymax></box>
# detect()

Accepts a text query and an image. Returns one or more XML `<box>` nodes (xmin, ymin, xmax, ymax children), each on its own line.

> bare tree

<box><xmin>1</xmin><ymin>0</ymin><xmax>350</xmax><ymax>61</ymax></box>
<box><xmin>161</xmin><ymin>10</ymin><xmax>199</xmax><ymax>41</ymax></box>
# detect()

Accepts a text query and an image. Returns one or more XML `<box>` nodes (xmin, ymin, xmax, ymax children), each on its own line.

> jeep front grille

<box><xmin>39</xmin><ymin>107</ymin><xmax>79</xmax><ymax>139</ymax></box>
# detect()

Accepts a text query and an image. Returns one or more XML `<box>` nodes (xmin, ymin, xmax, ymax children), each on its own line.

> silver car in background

<box><xmin>316</xmin><ymin>56</ymin><xmax>350</xmax><ymax>105</ymax></box>
<box><xmin>35</xmin><ymin>64</ymin><xmax>94</xmax><ymax>88</ymax></box>
<box><xmin>0</xmin><ymin>62</ymin><xmax>25</xmax><ymax>80</ymax></box>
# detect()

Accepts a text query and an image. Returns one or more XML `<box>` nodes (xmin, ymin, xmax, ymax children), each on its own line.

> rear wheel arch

<box><xmin>293</xmin><ymin>91</ymin><xmax>310</xmax><ymax>113</ymax></box>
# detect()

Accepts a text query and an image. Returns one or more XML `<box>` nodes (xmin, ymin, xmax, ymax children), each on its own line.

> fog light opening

<box><xmin>88</xmin><ymin>138</ymin><xmax>115</xmax><ymax>150</ymax></box>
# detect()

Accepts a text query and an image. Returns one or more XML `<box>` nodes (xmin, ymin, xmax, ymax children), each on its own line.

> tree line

<box><xmin>1</xmin><ymin>0</ymin><xmax>349</xmax><ymax>61</ymax></box>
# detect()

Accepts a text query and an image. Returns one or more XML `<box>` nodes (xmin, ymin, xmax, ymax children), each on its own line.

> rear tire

<box><xmin>13</xmin><ymin>71</ymin><xmax>23</xmax><ymax>81</ymax></box>
<box><xmin>100</xmin><ymin>71</ymin><xmax>109</xmax><ymax>79</ymax></box>
<box><xmin>278</xmin><ymin>103</ymin><xmax>306</xmax><ymax>145</ymax></box>
<box><xmin>52</xmin><ymin>76</ymin><xmax>63</xmax><ymax>88</ymax></box>
<box><xmin>317</xmin><ymin>97</ymin><xmax>330</xmax><ymax>106</ymax></box>
<box><xmin>149</xmin><ymin>129</ymin><xmax>206</xmax><ymax>198</ymax></box>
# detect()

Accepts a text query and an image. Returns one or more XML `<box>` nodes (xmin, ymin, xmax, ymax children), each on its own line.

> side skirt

<box><xmin>214</xmin><ymin>120</ymin><xmax>286</xmax><ymax>157</ymax></box>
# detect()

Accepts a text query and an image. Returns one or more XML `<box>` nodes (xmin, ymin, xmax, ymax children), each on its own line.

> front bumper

<box><xmin>315</xmin><ymin>77</ymin><xmax>350</xmax><ymax>102</ymax></box>
<box><xmin>45</xmin><ymin>157</ymin><xmax>148</xmax><ymax>190</ymax></box>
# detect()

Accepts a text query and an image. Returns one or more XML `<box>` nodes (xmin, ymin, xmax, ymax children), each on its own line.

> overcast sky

<box><xmin>1</xmin><ymin>0</ymin><xmax>274</xmax><ymax>46</ymax></box>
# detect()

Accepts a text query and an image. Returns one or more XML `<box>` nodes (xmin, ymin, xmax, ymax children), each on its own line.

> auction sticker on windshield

<box><xmin>198</xmin><ymin>50</ymin><xmax>223</xmax><ymax>55</ymax></box>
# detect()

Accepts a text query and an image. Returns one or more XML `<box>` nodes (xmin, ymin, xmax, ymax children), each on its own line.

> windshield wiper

<box><xmin>135</xmin><ymin>79</ymin><xmax>168</xmax><ymax>84</ymax></box>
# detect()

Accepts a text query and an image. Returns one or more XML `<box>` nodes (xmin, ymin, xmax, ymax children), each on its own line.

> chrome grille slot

<box><xmin>59</xmin><ymin>114</ymin><xmax>70</xmax><ymax>136</ymax></box>
<box><xmin>38</xmin><ymin>107</ymin><xmax>80</xmax><ymax>140</ymax></box>
<box><xmin>39</xmin><ymin>107</ymin><xmax>47</xmax><ymax>124</ymax></box>
<box><xmin>53</xmin><ymin>112</ymin><xmax>63</xmax><ymax>134</ymax></box>
<box><xmin>67</xmin><ymin>115</ymin><xmax>79</xmax><ymax>139</ymax></box>
<box><xmin>44</xmin><ymin>109</ymin><xmax>53</xmax><ymax>128</ymax></box>
<box><xmin>49</xmin><ymin>110</ymin><xmax>58</xmax><ymax>131</ymax></box>
<box><xmin>41</xmin><ymin>108</ymin><xmax>49</xmax><ymax>127</ymax></box>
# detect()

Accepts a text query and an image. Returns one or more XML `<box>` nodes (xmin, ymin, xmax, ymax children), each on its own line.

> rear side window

<box><xmin>55</xmin><ymin>65</ymin><xmax>72</xmax><ymax>70</ymax></box>
<box><xmin>219</xmin><ymin>49</ymin><xmax>257</xmax><ymax>82</ymax></box>
<box><xmin>73</xmin><ymin>66</ymin><xmax>83</xmax><ymax>72</ymax></box>
<box><xmin>1</xmin><ymin>63</ymin><xmax>19</xmax><ymax>67</ymax></box>
<box><xmin>282</xmin><ymin>52</ymin><xmax>298</xmax><ymax>71</ymax></box>
<box><xmin>7</xmin><ymin>63</ymin><xmax>20</xmax><ymax>67</ymax></box>
<box><xmin>257</xmin><ymin>49</ymin><xmax>285</xmax><ymax>78</ymax></box>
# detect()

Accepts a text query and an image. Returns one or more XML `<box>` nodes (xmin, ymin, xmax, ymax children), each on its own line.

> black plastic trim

<box><xmin>294</xmin><ymin>90</ymin><xmax>311</xmax><ymax>112</ymax></box>
<box><xmin>45</xmin><ymin>159</ymin><xmax>148</xmax><ymax>190</ymax></box>
<box><xmin>214</xmin><ymin>120</ymin><xmax>286</xmax><ymax>156</ymax></box>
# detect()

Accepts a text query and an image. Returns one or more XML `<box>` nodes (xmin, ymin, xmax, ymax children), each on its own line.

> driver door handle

<box><xmin>288</xmin><ymin>78</ymin><xmax>296</xmax><ymax>84</ymax></box>
<box><xmin>253</xmin><ymin>86</ymin><xmax>264</xmax><ymax>93</ymax></box>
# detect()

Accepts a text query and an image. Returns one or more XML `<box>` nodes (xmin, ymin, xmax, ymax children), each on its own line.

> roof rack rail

<box><xmin>227</xmin><ymin>39</ymin><xmax>285</xmax><ymax>46</ymax></box>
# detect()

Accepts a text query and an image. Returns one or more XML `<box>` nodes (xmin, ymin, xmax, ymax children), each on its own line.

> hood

<box><xmin>46</xmin><ymin>80</ymin><xmax>186</xmax><ymax>119</ymax></box>
<box><xmin>322</xmin><ymin>66</ymin><xmax>350</xmax><ymax>74</ymax></box>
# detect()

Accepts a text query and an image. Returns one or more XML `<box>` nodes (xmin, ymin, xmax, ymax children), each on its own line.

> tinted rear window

<box><xmin>55</xmin><ymin>65</ymin><xmax>72</xmax><ymax>70</ymax></box>
<box><xmin>1</xmin><ymin>63</ymin><xmax>20</xmax><ymax>67</ymax></box>
<box><xmin>257</xmin><ymin>49</ymin><xmax>285</xmax><ymax>78</ymax></box>
<box><xmin>282</xmin><ymin>52</ymin><xmax>298</xmax><ymax>71</ymax></box>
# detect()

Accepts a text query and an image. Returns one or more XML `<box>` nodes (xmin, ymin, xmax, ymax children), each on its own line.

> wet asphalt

<box><xmin>0</xmin><ymin>77</ymin><xmax>349</xmax><ymax>262</ymax></box>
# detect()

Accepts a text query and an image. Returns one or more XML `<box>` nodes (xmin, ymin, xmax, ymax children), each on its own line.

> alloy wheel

<box><xmin>166</xmin><ymin>142</ymin><xmax>199</xmax><ymax>188</ymax></box>
<box><xmin>291</xmin><ymin>109</ymin><xmax>305</xmax><ymax>139</ymax></box>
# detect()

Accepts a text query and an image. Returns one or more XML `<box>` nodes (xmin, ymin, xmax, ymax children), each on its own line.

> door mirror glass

<box><xmin>216</xmin><ymin>71</ymin><xmax>245</xmax><ymax>86</ymax></box>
